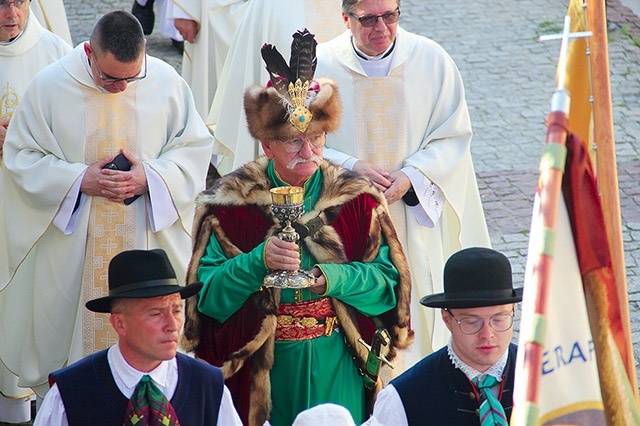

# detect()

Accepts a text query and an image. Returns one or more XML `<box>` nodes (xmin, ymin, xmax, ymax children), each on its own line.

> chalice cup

<box><xmin>263</xmin><ymin>186</ymin><xmax>316</xmax><ymax>289</ymax></box>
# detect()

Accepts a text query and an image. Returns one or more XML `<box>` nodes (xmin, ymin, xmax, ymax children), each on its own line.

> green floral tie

<box><xmin>472</xmin><ymin>375</ymin><xmax>508</xmax><ymax>426</ymax></box>
<box><xmin>123</xmin><ymin>375</ymin><xmax>180</xmax><ymax>426</ymax></box>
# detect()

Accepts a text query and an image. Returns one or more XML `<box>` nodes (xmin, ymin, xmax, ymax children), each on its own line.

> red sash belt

<box><xmin>275</xmin><ymin>297</ymin><xmax>338</xmax><ymax>341</ymax></box>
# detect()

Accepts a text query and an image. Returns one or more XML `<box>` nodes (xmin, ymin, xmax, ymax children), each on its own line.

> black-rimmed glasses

<box><xmin>348</xmin><ymin>8</ymin><xmax>400</xmax><ymax>28</ymax></box>
<box><xmin>445</xmin><ymin>309</ymin><xmax>514</xmax><ymax>335</ymax></box>
<box><xmin>92</xmin><ymin>53</ymin><xmax>147</xmax><ymax>84</ymax></box>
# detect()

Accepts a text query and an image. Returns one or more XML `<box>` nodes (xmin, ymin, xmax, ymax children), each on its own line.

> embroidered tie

<box><xmin>123</xmin><ymin>375</ymin><xmax>180</xmax><ymax>426</ymax></box>
<box><xmin>472</xmin><ymin>375</ymin><xmax>508</xmax><ymax>426</ymax></box>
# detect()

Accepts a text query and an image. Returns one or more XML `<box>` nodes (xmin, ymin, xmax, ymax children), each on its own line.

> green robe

<box><xmin>197</xmin><ymin>161</ymin><xmax>399</xmax><ymax>425</ymax></box>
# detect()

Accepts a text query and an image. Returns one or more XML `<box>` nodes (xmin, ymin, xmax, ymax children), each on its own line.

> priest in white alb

<box><xmin>30</xmin><ymin>0</ymin><xmax>73</xmax><ymax>46</ymax></box>
<box><xmin>171</xmin><ymin>0</ymin><xmax>248</xmax><ymax>119</ymax></box>
<box><xmin>0</xmin><ymin>2</ymin><xmax>71</xmax><ymax>421</ymax></box>
<box><xmin>316</xmin><ymin>0</ymin><xmax>491</xmax><ymax>370</ymax></box>
<box><xmin>0</xmin><ymin>0</ymin><xmax>71</xmax><ymax>174</ymax></box>
<box><xmin>0</xmin><ymin>10</ymin><xmax>212</xmax><ymax>401</ymax></box>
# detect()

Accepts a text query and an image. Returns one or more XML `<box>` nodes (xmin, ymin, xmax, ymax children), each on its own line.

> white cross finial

<box><xmin>539</xmin><ymin>15</ymin><xmax>592</xmax><ymax>91</ymax></box>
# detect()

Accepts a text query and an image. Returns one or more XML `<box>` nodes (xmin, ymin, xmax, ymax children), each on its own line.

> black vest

<box><xmin>51</xmin><ymin>350</ymin><xmax>224</xmax><ymax>425</ymax></box>
<box><xmin>392</xmin><ymin>344</ymin><xmax>517</xmax><ymax>425</ymax></box>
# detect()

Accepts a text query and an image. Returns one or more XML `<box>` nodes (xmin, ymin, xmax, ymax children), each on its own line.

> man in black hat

<box><xmin>33</xmin><ymin>249</ymin><xmax>242</xmax><ymax>426</ymax></box>
<box><xmin>372</xmin><ymin>247</ymin><xmax>523</xmax><ymax>426</ymax></box>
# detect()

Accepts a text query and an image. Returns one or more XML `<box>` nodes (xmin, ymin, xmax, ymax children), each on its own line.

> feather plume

<box><xmin>258</xmin><ymin>29</ymin><xmax>319</xmax><ymax>133</ymax></box>
<box><xmin>289</xmin><ymin>29</ymin><xmax>317</xmax><ymax>84</ymax></box>
<box><xmin>261</xmin><ymin>43</ymin><xmax>292</xmax><ymax>98</ymax></box>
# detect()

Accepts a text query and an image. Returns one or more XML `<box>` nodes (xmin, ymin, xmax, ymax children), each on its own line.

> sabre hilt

<box><xmin>358</xmin><ymin>328</ymin><xmax>393</xmax><ymax>390</ymax></box>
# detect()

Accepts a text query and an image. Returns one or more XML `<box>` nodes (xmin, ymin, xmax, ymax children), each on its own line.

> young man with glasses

<box><xmin>317</xmin><ymin>0</ymin><xmax>491</xmax><ymax>370</ymax></box>
<box><xmin>0</xmin><ymin>10</ymin><xmax>212</xmax><ymax>407</ymax></box>
<box><xmin>372</xmin><ymin>247</ymin><xmax>523</xmax><ymax>425</ymax></box>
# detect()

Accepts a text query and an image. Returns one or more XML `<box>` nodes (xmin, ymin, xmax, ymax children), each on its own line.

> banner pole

<box><xmin>586</xmin><ymin>0</ymin><xmax>638</xmax><ymax>394</ymax></box>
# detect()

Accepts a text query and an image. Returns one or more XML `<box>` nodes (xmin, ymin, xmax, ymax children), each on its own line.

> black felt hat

<box><xmin>86</xmin><ymin>249</ymin><xmax>203</xmax><ymax>313</ymax></box>
<box><xmin>420</xmin><ymin>247</ymin><xmax>523</xmax><ymax>309</ymax></box>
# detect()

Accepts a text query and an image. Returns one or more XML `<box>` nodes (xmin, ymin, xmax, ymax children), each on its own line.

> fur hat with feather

<box><xmin>244</xmin><ymin>29</ymin><xmax>341</xmax><ymax>142</ymax></box>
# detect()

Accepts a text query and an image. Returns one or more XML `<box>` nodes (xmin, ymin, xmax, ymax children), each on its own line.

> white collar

<box><xmin>447</xmin><ymin>340</ymin><xmax>508</xmax><ymax>382</ymax></box>
<box><xmin>352</xmin><ymin>39</ymin><xmax>395</xmax><ymax>61</ymax></box>
<box><xmin>0</xmin><ymin>26</ymin><xmax>25</xmax><ymax>46</ymax></box>
<box><xmin>351</xmin><ymin>40</ymin><xmax>395</xmax><ymax>77</ymax></box>
<box><xmin>82</xmin><ymin>53</ymin><xmax>110</xmax><ymax>93</ymax></box>
<box><xmin>108</xmin><ymin>344</ymin><xmax>175</xmax><ymax>397</ymax></box>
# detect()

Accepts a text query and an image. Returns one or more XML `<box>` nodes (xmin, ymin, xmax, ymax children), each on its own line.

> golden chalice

<box><xmin>263</xmin><ymin>186</ymin><xmax>315</xmax><ymax>288</ymax></box>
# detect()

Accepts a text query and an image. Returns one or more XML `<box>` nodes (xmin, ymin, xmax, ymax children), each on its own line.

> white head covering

<box><xmin>291</xmin><ymin>403</ymin><xmax>357</xmax><ymax>426</ymax></box>
<box><xmin>361</xmin><ymin>416</ymin><xmax>387</xmax><ymax>425</ymax></box>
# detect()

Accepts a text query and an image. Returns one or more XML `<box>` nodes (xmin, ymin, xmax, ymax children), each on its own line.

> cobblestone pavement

<box><xmin>63</xmin><ymin>0</ymin><xmax>640</xmax><ymax>381</ymax></box>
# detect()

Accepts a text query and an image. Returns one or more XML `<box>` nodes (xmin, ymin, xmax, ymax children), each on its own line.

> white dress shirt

<box><xmin>34</xmin><ymin>345</ymin><xmax>242</xmax><ymax>425</ymax></box>
<box><xmin>372</xmin><ymin>341</ymin><xmax>509</xmax><ymax>426</ymax></box>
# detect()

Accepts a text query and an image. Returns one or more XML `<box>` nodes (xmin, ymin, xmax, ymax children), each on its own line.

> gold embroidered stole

<box><xmin>81</xmin><ymin>89</ymin><xmax>137</xmax><ymax>356</ymax></box>
<box><xmin>0</xmin><ymin>82</ymin><xmax>20</xmax><ymax>121</ymax></box>
<box><xmin>352</xmin><ymin>71</ymin><xmax>407</xmax><ymax>241</ymax></box>
<box><xmin>304</xmin><ymin>0</ymin><xmax>344</xmax><ymax>43</ymax></box>
<box><xmin>1</xmin><ymin>82</ymin><xmax>20</xmax><ymax>166</ymax></box>
<box><xmin>353</xmin><ymin>71</ymin><xmax>409</xmax><ymax>379</ymax></box>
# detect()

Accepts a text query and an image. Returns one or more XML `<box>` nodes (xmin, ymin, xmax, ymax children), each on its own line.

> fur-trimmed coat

<box><xmin>182</xmin><ymin>157</ymin><xmax>412</xmax><ymax>425</ymax></box>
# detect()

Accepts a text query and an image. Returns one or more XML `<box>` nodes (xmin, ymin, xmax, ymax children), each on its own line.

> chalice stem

<box><xmin>280</xmin><ymin>221</ymin><xmax>298</xmax><ymax>243</ymax></box>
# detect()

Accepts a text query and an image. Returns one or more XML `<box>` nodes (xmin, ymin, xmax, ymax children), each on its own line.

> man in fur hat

<box><xmin>181</xmin><ymin>30</ymin><xmax>412</xmax><ymax>426</ymax></box>
<box><xmin>372</xmin><ymin>247</ymin><xmax>523</xmax><ymax>425</ymax></box>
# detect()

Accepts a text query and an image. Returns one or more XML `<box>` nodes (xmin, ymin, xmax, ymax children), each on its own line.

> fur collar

<box><xmin>182</xmin><ymin>157</ymin><xmax>413</xmax><ymax>426</ymax></box>
<box><xmin>195</xmin><ymin>156</ymin><xmax>386</xmax><ymax>213</ymax></box>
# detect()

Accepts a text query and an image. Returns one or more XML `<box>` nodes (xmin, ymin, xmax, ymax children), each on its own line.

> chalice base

<box><xmin>263</xmin><ymin>269</ymin><xmax>316</xmax><ymax>289</ymax></box>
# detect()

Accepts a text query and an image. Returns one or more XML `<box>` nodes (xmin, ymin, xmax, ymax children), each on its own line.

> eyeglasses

<box><xmin>92</xmin><ymin>53</ymin><xmax>147</xmax><ymax>84</ymax></box>
<box><xmin>348</xmin><ymin>8</ymin><xmax>400</xmax><ymax>28</ymax></box>
<box><xmin>279</xmin><ymin>133</ymin><xmax>326</xmax><ymax>153</ymax></box>
<box><xmin>446</xmin><ymin>309</ymin><xmax>514</xmax><ymax>335</ymax></box>
<box><xmin>0</xmin><ymin>0</ymin><xmax>27</xmax><ymax>10</ymax></box>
